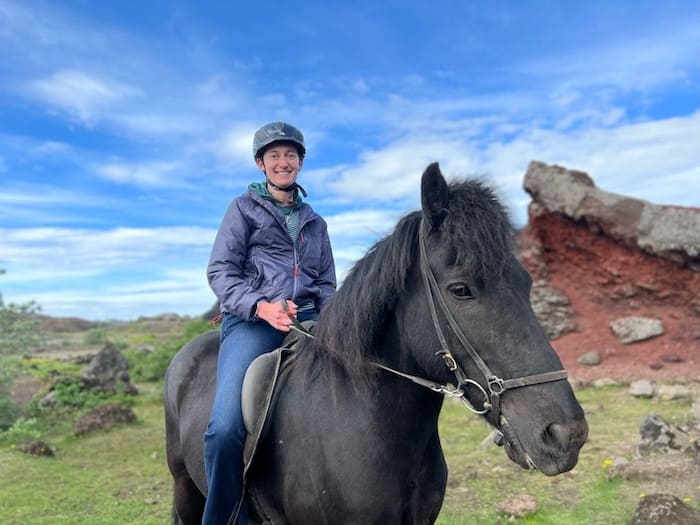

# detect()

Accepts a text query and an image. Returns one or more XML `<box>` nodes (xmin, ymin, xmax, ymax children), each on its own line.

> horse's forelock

<box><xmin>445</xmin><ymin>180</ymin><xmax>514</xmax><ymax>281</ymax></box>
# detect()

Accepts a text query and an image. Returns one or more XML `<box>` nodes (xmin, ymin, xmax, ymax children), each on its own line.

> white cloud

<box><xmin>519</xmin><ymin>20</ymin><xmax>700</xmax><ymax>94</ymax></box>
<box><xmin>95</xmin><ymin>160</ymin><xmax>183</xmax><ymax>187</ymax></box>
<box><xmin>0</xmin><ymin>226</ymin><xmax>215</xmax><ymax>271</ymax></box>
<box><xmin>31</xmin><ymin>69</ymin><xmax>139</xmax><ymax>124</ymax></box>
<box><xmin>33</xmin><ymin>140</ymin><xmax>72</xmax><ymax>156</ymax></box>
<box><xmin>216</xmin><ymin>122</ymin><xmax>258</xmax><ymax>164</ymax></box>
<box><xmin>331</xmin><ymin>137</ymin><xmax>479</xmax><ymax>202</ymax></box>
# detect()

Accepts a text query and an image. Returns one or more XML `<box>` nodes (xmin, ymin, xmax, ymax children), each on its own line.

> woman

<box><xmin>204</xmin><ymin>121</ymin><xmax>336</xmax><ymax>524</ymax></box>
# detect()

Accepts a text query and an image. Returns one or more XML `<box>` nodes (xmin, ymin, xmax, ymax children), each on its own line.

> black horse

<box><xmin>164</xmin><ymin>163</ymin><xmax>588</xmax><ymax>524</ymax></box>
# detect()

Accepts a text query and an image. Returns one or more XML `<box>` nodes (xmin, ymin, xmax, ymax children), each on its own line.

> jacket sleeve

<box><xmin>207</xmin><ymin>199</ymin><xmax>265</xmax><ymax>320</ymax></box>
<box><xmin>315</xmin><ymin>221</ymin><xmax>337</xmax><ymax>310</ymax></box>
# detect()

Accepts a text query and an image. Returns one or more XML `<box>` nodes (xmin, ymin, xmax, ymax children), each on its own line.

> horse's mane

<box><xmin>307</xmin><ymin>179</ymin><xmax>514</xmax><ymax>382</ymax></box>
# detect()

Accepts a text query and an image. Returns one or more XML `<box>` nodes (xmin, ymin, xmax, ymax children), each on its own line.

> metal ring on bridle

<box><xmin>458</xmin><ymin>378</ymin><xmax>490</xmax><ymax>415</ymax></box>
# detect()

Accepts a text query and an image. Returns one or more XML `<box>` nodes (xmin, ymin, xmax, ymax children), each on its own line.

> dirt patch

<box><xmin>6</xmin><ymin>375</ymin><xmax>44</xmax><ymax>406</ymax></box>
<box><xmin>73</xmin><ymin>403</ymin><xmax>137</xmax><ymax>436</ymax></box>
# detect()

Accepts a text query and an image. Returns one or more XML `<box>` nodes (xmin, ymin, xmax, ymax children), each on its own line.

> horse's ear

<box><xmin>421</xmin><ymin>162</ymin><xmax>449</xmax><ymax>229</ymax></box>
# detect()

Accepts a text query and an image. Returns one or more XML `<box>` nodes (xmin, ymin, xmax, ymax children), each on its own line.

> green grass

<box><xmin>0</xmin><ymin>397</ymin><xmax>171</xmax><ymax>525</ymax></box>
<box><xmin>0</xmin><ymin>380</ymin><xmax>697</xmax><ymax>524</ymax></box>
<box><xmin>436</xmin><ymin>386</ymin><xmax>697</xmax><ymax>524</ymax></box>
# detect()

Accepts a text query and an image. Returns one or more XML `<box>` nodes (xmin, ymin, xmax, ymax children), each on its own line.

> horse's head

<box><xmin>414</xmin><ymin>162</ymin><xmax>588</xmax><ymax>476</ymax></box>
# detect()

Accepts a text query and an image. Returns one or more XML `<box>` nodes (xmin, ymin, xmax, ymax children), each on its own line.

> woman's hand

<box><xmin>256</xmin><ymin>299</ymin><xmax>298</xmax><ymax>331</ymax></box>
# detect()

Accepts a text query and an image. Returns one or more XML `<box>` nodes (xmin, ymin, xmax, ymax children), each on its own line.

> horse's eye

<box><xmin>448</xmin><ymin>282</ymin><xmax>473</xmax><ymax>300</ymax></box>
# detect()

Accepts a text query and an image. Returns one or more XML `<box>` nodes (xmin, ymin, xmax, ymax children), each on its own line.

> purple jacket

<box><xmin>207</xmin><ymin>188</ymin><xmax>336</xmax><ymax>320</ymax></box>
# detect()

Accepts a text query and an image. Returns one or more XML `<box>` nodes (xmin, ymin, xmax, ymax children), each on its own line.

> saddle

<box><xmin>230</xmin><ymin>321</ymin><xmax>315</xmax><ymax>524</ymax></box>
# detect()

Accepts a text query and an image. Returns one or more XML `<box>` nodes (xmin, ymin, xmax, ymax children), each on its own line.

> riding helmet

<box><xmin>253</xmin><ymin>121</ymin><xmax>306</xmax><ymax>159</ymax></box>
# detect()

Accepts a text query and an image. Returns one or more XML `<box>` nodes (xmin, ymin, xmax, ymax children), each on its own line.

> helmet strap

<box><xmin>266</xmin><ymin>179</ymin><xmax>308</xmax><ymax>198</ymax></box>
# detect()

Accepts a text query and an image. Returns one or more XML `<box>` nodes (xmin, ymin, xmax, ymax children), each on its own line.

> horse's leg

<box><xmin>407</xmin><ymin>432</ymin><xmax>447</xmax><ymax>524</ymax></box>
<box><xmin>171</xmin><ymin>469</ymin><xmax>206</xmax><ymax>525</ymax></box>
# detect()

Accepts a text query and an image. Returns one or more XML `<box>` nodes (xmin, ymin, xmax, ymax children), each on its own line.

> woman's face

<box><xmin>256</xmin><ymin>143</ymin><xmax>303</xmax><ymax>189</ymax></box>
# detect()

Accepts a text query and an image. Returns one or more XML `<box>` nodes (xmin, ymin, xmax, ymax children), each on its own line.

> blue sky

<box><xmin>1</xmin><ymin>0</ymin><xmax>698</xmax><ymax>320</ymax></box>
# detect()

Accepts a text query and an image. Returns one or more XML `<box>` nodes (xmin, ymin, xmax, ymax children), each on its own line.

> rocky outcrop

<box><xmin>519</xmin><ymin>161</ymin><xmax>700</xmax><ymax>383</ymax></box>
<box><xmin>81</xmin><ymin>342</ymin><xmax>137</xmax><ymax>394</ymax></box>
<box><xmin>524</xmin><ymin>161</ymin><xmax>700</xmax><ymax>270</ymax></box>
<box><xmin>631</xmin><ymin>494</ymin><xmax>700</xmax><ymax>525</ymax></box>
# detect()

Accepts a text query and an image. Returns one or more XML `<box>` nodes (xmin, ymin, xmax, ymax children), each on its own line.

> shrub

<box><xmin>0</xmin><ymin>394</ymin><xmax>21</xmax><ymax>432</ymax></box>
<box><xmin>0</xmin><ymin>296</ymin><xmax>42</xmax><ymax>357</ymax></box>
<box><xmin>126</xmin><ymin>318</ymin><xmax>212</xmax><ymax>382</ymax></box>
<box><xmin>83</xmin><ymin>328</ymin><xmax>107</xmax><ymax>345</ymax></box>
<box><xmin>0</xmin><ymin>416</ymin><xmax>41</xmax><ymax>446</ymax></box>
<box><xmin>48</xmin><ymin>377</ymin><xmax>134</xmax><ymax>411</ymax></box>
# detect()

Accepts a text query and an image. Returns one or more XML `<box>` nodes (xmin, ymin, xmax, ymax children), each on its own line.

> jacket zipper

<box><xmin>291</xmin><ymin>219</ymin><xmax>312</xmax><ymax>301</ymax></box>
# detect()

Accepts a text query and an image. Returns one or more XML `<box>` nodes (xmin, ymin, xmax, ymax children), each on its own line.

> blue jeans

<box><xmin>202</xmin><ymin>311</ymin><xmax>317</xmax><ymax>525</ymax></box>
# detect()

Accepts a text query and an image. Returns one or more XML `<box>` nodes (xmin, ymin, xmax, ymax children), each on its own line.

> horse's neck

<box><xmin>371</xmin><ymin>329</ymin><xmax>445</xmax><ymax>426</ymax></box>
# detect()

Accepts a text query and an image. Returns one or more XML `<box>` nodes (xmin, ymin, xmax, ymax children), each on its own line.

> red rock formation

<box><xmin>519</xmin><ymin>161</ymin><xmax>700</xmax><ymax>384</ymax></box>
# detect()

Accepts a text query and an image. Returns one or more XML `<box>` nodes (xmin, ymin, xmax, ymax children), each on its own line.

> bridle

<box><xmin>380</xmin><ymin>221</ymin><xmax>568</xmax><ymax>469</ymax></box>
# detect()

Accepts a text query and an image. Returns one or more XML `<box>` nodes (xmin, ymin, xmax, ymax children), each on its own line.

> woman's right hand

<box><xmin>255</xmin><ymin>300</ymin><xmax>298</xmax><ymax>331</ymax></box>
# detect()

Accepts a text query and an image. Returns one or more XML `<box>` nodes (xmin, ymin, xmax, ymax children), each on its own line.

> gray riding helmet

<box><xmin>253</xmin><ymin>121</ymin><xmax>306</xmax><ymax>159</ymax></box>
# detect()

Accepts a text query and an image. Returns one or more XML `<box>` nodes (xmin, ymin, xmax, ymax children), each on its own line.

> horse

<box><xmin>164</xmin><ymin>162</ymin><xmax>588</xmax><ymax>524</ymax></box>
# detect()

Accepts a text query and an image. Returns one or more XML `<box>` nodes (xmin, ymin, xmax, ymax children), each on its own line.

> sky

<box><xmin>0</xmin><ymin>0</ymin><xmax>699</xmax><ymax>321</ymax></box>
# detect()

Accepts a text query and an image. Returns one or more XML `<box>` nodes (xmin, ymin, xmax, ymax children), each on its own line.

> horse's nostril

<box><xmin>544</xmin><ymin>422</ymin><xmax>570</xmax><ymax>447</ymax></box>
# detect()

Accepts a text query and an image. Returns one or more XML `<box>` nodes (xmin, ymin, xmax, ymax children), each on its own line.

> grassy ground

<box><xmin>0</xmin><ymin>381</ymin><xmax>697</xmax><ymax>524</ymax></box>
<box><xmin>438</xmin><ymin>386</ymin><xmax>698</xmax><ymax>524</ymax></box>
<box><xmin>0</xmin><ymin>389</ymin><xmax>171</xmax><ymax>525</ymax></box>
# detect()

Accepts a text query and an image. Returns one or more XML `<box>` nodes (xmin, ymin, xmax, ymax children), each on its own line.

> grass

<box><xmin>0</xmin><ymin>393</ymin><xmax>171</xmax><ymax>525</ymax></box>
<box><xmin>0</xmin><ymin>378</ymin><xmax>697</xmax><ymax>524</ymax></box>
<box><xmin>437</xmin><ymin>385</ymin><xmax>697</xmax><ymax>524</ymax></box>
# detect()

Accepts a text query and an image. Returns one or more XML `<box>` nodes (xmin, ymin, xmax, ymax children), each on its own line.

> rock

<box><xmin>611</xmin><ymin>457</ymin><xmax>629</xmax><ymax>469</ymax></box>
<box><xmin>656</xmin><ymin>385</ymin><xmax>691</xmax><ymax>401</ymax></box>
<box><xmin>19</xmin><ymin>439</ymin><xmax>54</xmax><ymax>457</ymax></box>
<box><xmin>523</xmin><ymin>161</ymin><xmax>700</xmax><ymax>268</ymax></box>
<box><xmin>629</xmin><ymin>379</ymin><xmax>654</xmax><ymax>398</ymax></box>
<box><xmin>529</xmin><ymin>280</ymin><xmax>576</xmax><ymax>339</ymax></box>
<box><xmin>638</xmin><ymin>413</ymin><xmax>688</xmax><ymax>455</ymax></box>
<box><xmin>577</xmin><ymin>351</ymin><xmax>601</xmax><ymax>366</ymax></box>
<box><xmin>81</xmin><ymin>342</ymin><xmax>138</xmax><ymax>394</ymax></box>
<box><xmin>609</xmin><ymin>316</ymin><xmax>664</xmax><ymax>344</ymax></box>
<box><xmin>660</xmin><ymin>354</ymin><xmax>685</xmax><ymax>363</ymax></box>
<box><xmin>592</xmin><ymin>378</ymin><xmax>620</xmax><ymax>388</ymax></box>
<box><xmin>608</xmin><ymin>453</ymin><xmax>696</xmax><ymax>482</ymax></box>
<box><xmin>73</xmin><ymin>403</ymin><xmax>137</xmax><ymax>436</ymax></box>
<box><xmin>631</xmin><ymin>493</ymin><xmax>700</xmax><ymax>525</ymax></box>
<box><xmin>496</xmin><ymin>493</ymin><xmax>537</xmax><ymax>518</ymax></box>
<box><xmin>692</xmin><ymin>398</ymin><xmax>700</xmax><ymax>420</ymax></box>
